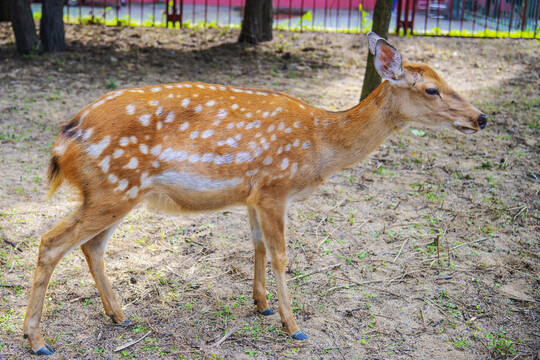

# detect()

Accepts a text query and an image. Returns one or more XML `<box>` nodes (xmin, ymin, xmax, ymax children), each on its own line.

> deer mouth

<box><xmin>453</xmin><ymin>122</ymin><xmax>478</xmax><ymax>134</ymax></box>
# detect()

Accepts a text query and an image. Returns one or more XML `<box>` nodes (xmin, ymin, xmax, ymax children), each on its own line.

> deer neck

<box><xmin>318</xmin><ymin>81</ymin><xmax>405</xmax><ymax>177</ymax></box>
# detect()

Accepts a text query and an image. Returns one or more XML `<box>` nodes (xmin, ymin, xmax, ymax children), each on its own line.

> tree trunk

<box><xmin>360</xmin><ymin>0</ymin><xmax>394</xmax><ymax>101</ymax></box>
<box><xmin>7</xmin><ymin>0</ymin><xmax>39</xmax><ymax>55</ymax></box>
<box><xmin>238</xmin><ymin>0</ymin><xmax>273</xmax><ymax>44</ymax></box>
<box><xmin>41</xmin><ymin>0</ymin><xmax>65</xmax><ymax>52</ymax></box>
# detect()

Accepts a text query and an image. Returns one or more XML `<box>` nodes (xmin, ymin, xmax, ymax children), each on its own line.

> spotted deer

<box><xmin>24</xmin><ymin>32</ymin><xmax>486</xmax><ymax>355</ymax></box>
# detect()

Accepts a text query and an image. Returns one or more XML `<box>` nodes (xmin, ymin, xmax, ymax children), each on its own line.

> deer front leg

<box><xmin>255</xmin><ymin>203</ymin><xmax>308</xmax><ymax>340</ymax></box>
<box><xmin>248</xmin><ymin>206</ymin><xmax>274</xmax><ymax>316</ymax></box>
<box><xmin>81</xmin><ymin>221</ymin><xmax>129</xmax><ymax>325</ymax></box>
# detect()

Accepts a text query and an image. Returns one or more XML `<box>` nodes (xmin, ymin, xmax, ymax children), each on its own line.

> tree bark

<box><xmin>360</xmin><ymin>0</ymin><xmax>394</xmax><ymax>101</ymax></box>
<box><xmin>238</xmin><ymin>0</ymin><xmax>273</xmax><ymax>44</ymax></box>
<box><xmin>41</xmin><ymin>0</ymin><xmax>65</xmax><ymax>52</ymax></box>
<box><xmin>7</xmin><ymin>0</ymin><xmax>39</xmax><ymax>55</ymax></box>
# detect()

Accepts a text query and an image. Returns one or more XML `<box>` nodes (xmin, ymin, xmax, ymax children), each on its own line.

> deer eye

<box><xmin>425</xmin><ymin>88</ymin><xmax>439</xmax><ymax>96</ymax></box>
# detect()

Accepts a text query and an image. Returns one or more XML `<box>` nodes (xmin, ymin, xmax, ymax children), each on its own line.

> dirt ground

<box><xmin>0</xmin><ymin>24</ymin><xmax>538</xmax><ymax>360</ymax></box>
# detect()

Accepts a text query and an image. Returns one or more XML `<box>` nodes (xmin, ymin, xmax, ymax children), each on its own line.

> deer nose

<box><xmin>477</xmin><ymin>114</ymin><xmax>487</xmax><ymax>130</ymax></box>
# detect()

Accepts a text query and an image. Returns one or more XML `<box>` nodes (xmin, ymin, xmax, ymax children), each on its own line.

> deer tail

<box><xmin>46</xmin><ymin>155</ymin><xmax>65</xmax><ymax>199</ymax></box>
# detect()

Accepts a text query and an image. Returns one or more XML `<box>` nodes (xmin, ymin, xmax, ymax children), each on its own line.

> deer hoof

<box><xmin>33</xmin><ymin>344</ymin><xmax>55</xmax><ymax>355</ymax></box>
<box><xmin>110</xmin><ymin>314</ymin><xmax>131</xmax><ymax>326</ymax></box>
<box><xmin>291</xmin><ymin>330</ymin><xmax>309</xmax><ymax>341</ymax></box>
<box><xmin>259</xmin><ymin>307</ymin><xmax>274</xmax><ymax>316</ymax></box>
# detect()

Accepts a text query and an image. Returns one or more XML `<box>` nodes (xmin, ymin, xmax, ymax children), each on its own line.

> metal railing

<box><xmin>28</xmin><ymin>0</ymin><xmax>539</xmax><ymax>38</ymax></box>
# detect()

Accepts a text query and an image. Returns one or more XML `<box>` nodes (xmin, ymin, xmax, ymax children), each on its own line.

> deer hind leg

<box><xmin>248</xmin><ymin>206</ymin><xmax>274</xmax><ymax>316</ymax></box>
<box><xmin>81</xmin><ymin>221</ymin><xmax>129</xmax><ymax>325</ymax></box>
<box><xmin>23</xmin><ymin>205</ymin><xmax>130</xmax><ymax>355</ymax></box>
<box><xmin>255</xmin><ymin>202</ymin><xmax>308</xmax><ymax>340</ymax></box>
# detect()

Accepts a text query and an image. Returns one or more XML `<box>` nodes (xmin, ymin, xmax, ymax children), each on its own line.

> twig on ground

<box><xmin>393</xmin><ymin>237</ymin><xmax>409</xmax><ymax>263</ymax></box>
<box><xmin>212</xmin><ymin>324</ymin><xmax>241</xmax><ymax>348</ymax></box>
<box><xmin>114</xmin><ymin>331</ymin><xmax>151</xmax><ymax>352</ymax></box>
<box><xmin>288</xmin><ymin>263</ymin><xmax>341</xmax><ymax>282</ymax></box>
<box><xmin>1</xmin><ymin>233</ymin><xmax>23</xmax><ymax>253</ymax></box>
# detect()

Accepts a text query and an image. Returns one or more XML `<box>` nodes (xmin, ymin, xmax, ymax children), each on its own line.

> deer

<box><xmin>23</xmin><ymin>32</ymin><xmax>487</xmax><ymax>355</ymax></box>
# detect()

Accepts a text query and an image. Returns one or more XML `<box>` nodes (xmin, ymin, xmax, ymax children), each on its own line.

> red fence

<box><xmin>31</xmin><ymin>0</ymin><xmax>539</xmax><ymax>37</ymax></box>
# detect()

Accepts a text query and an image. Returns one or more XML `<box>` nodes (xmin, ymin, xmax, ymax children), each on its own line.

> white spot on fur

<box><xmin>124</xmin><ymin>157</ymin><xmax>138</xmax><ymax>169</ymax></box>
<box><xmin>181</xmin><ymin>99</ymin><xmax>190</xmax><ymax>108</ymax></box>
<box><xmin>140</xmin><ymin>173</ymin><xmax>152</xmax><ymax>188</ymax></box>
<box><xmin>281</xmin><ymin>158</ymin><xmax>289</xmax><ymax>170</ymax></box>
<box><xmin>253</xmin><ymin>147</ymin><xmax>262</xmax><ymax>157</ymax></box>
<box><xmin>217</xmin><ymin>109</ymin><xmax>228</xmax><ymax>118</ymax></box>
<box><xmin>179</xmin><ymin>122</ymin><xmax>189</xmax><ymax>131</ymax></box>
<box><xmin>206</xmin><ymin>100</ymin><xmax>216</xmax><ymax>107</ymax></box>
<box><xmin>277</xmin><ymin>147</ymin><xmax>283</xmax><ymax>154</ymax></box>
<box><xmin>157</xmin><ymin>121</ymin><xmax>162</xmax><ymax>130</ymax></box>
<box><xmin>126</xmin><ymin>186</ymin><xmax>139</xmax><ymax>199</ymax></box>
<box><xmin>156</xmin><ymin>107</ymin><xmax>163</xmax><ymax>116</ymax></box>
<box><xmin>231</xmin><ymin>104</ymin><xmax>239</xmax><ymax>110</ymax></box>
<box><xmin>201</xmin><ymin>153</ymin><xmax>214</xmax><ymax>162</ymax></box>
<box><xmin>226</xmin><ymin>137</ymin><xmax>238</xmax><ymax>147</ymax></box>
<box><xmin>189</xmin><ymin>154</ymin><xmax>201</xmax><ymax>163</ymax></box>
<box><xmin>293</xmin><ymin>121</ymin><xmax>300</xmax><ymax>128</ymax></box>
<box><xmin>271</xmin><ymin>134</ymin><xmax>277</xmax><ymax>141</ymax></box>
<box><xmin>236</xmin><ymin>122</ymin><xmax>244</xmax><ymax>128</ymax></box>
<box><xmin>202</xmin><ymin>129</ymin><xmax>214</xmax><ymax>139</ymax></box>
<box><xmin>263</xmin><ymin>157</ymin><xmax>272</xmax><ymax>165</ymax></box>
<box><xmin>191</xmin><ymin>131</ymin><xmax>199</xmax><ymax>139</ymax></box>
<box><xmin>140</xmin><ymin>144</ymin><xmax>148</xmax><ymax>154</ymax></box>
<box><xmin>82</xmin><ymin>128</ymin><xmax>93</xmax><ymax>140</ymax></box>
<box><xmin>196</xmin><ymin>84</ymin><xmax>205</xmax><ymax>89</ymax></box>
<box><xmin>227</xmin><ymin>123</ymin><xmax>234</xmax><ymax>130</ymax></box>
<box><xmin>262</xmin><ymin>111</ymin><xmax>269</xmax><ymax>118</ymax></box>
<box><xmin>284</xmin><ymin>128</ymin><xmax>292</xmax><ymax>133</ymax></box>
<box><xmin>194</xmin><ymin>105</ymin><xmax>202</xmax><ymax>113</ymax></box>
<box><xmin>248</xmin><ymin>141</ymin><xmax>257</xmax><ymax>149</ymax></box>
<box><xmin>234</xmin><ymin>134</ymin><xmax>242</xmax><ymax>140</ymax></box>
<box><xmin>130</xmin><ymin>136</ymin><xmax>137</xmax><ymax>144</ymax></box>
<box><xmin>99</xmin><ymin>156</ymin><xmax>110</xmax><ymax>173</ymax></box>
<box><xmin>151</xmin><ymin>144</ymin><xmax>162</xmax><ymax>155</ymax></box>
<box><xmin>278</xmin><ymin>122</ymin><xmax>285</xmax><ymax>131</ymax></box>
<box><xmin>209</xmin><ymin>85</ymin><xmax>216</xmax><ymax>90</ymax></box>
<box><xmin>115</xmin><ymin>179</ymin><xmax>128</xmax><ymax>191</ymax></box>
<box><xmin>88</xmin><ymin>136</ymin><xmax>111</xmax><ymax>158</ymax></box>
<box><xmin>119</xmin><ymin>137</ymin><xmax>129</xmax><ymax>147</ymax></box>
<box><xmin>150</xmin><ymin>87</ymin><xmax>162</xmax><ymax>92</ymax></box>
<box><xmin>293</xmin><ymin>139</ymin><xmax>300</xmax><ymax>147</ymax></box>
<box><xmin>290</xmin><ymin>163</ymin><xmax>298</xmax><ymax>177</ymax></box>
<box><xmin>126</xmin><ymin>104</ymin><xmax>136</xmax><ymax>115</ymax></box>
<box><xmin>267</xmin><ymin>124</ymin><xmax>275</xmax><ymax>132</ymax></box>
<box><xmin>113</xmin><ymin>149</ymin><xmax>124</xmax><ymax>158</ymax></box>
<box><xmin>54</xmin><ymin>143</ymin><xmax>67</xmax><ymax>156</ymax></box>
<box><xmin>149</xmin><ymin>100</ymin><xmax>159</xmax><ymax>106</ymax></box>
<box><xmin>152</xmin><ymin>161</ymin><xmax>160</xmax><ymax>168</ymax></box>
<box><xmin>285</xmin><ymin>144</ymin><xmax>292</xmax><ymax>151</ymax></box>
<box><xmin>213</xmin><ymin>154</ymin><xmax>234</xmax><ymax>165</ymax></box>
<box><xmin>108</xmin><ymin>174</ymin><xmax>118</xmax><ymax>184</ymax></box>
<box><xmin>139</xmin><ymin>114</ymin><xmax>151</xmax><ymax>126</ymax></box>
<box><xmin>236</xmin><ymin>152</ymin><xmax>253</xmax><ymax>163</ymax></box>
<box><xmin>92</xmin><ymin>99</ymin><xmax>105</xmax><ymax>108</ymax></box>
<box><xmin>159</xmin><ymin>148</ymin><xmax>188</xmax><ymax>162</ymax></box>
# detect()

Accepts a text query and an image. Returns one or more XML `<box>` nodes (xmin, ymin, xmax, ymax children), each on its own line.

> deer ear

<box><xmin>367</xmin><ymin>32</ymin><xmax>383</xmax><ymax>55</ymax></box>
<box><xmin>369</xmin><ymin>35</ymin><xmax>404</xmax><ymax>82</ymax></box>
